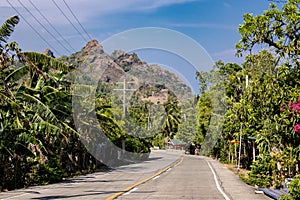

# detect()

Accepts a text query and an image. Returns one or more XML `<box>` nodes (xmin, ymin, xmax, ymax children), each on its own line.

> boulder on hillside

<box><xmin>43</xmin><ymin>48</ymin><xmax>55</xmax><ymax>58</ymax></box>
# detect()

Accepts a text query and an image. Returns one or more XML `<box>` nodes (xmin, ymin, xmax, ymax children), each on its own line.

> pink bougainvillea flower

<box><xmin>294</xmin><ymin>103</ymin><xmax>300</xmax><ymax>112</ymax></box>
<box><xmin>289</xmin><ymin>101</ymin><xmax>294</xmax><ymax>109</ymax></box>
<box><xmin>294</xmin><ymin>124</ymin><xmax>300</xmax><ymax>134</ymax></box>
<box><xmin>280</xmin><ymin>106</ymin><xmax>285</xmax><ymax>112</ymax></box>
<box><xmin>298</xmin><ymin>99</ymin><xmax>300</xmax><ymax>104</ymax></box>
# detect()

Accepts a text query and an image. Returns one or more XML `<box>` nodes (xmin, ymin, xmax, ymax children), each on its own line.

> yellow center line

<box><xmin>105</xmin><ymin>156</ymin><xmax>184</xmax><ymax>200</ymax></box>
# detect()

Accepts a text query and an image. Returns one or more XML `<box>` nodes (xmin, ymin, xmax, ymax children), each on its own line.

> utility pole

<box><xmin>113</xmin><ymin>78</ymin><xmax>135</xmax><ymax>115</ymax></box>
<box><xmin>237</xmin><ymin>124</ymin><xmax>242</xmax><ymax>173</ymax></box>
<box><xmin>237</xmin><ymin>75</ymin><xmax>248</xmax><ymax>173</ymax></box>
<box><xmin>113</xmin><ymin>78</ymin><xmax>136</xmax><ymax>155</ymax></box>
<box><xmin>145</xmin><ymin>106</ymin><xmax>155</xmax><ymax>130</ymax></box>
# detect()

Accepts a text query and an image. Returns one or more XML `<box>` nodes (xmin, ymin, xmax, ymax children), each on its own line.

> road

<box><xmin>0</xmin><ymin>150</ymin><xmax>181</xmax><ymax>200</ymax></box>
<box><xmin>117</xmin><ymin>155</ymin><xmax>226</xmax><ymax>199</ymax></box>
<box><xmin>0</xmin><ymin>150</ymin><xmax>270</xmax><ymax>200</ymax></box>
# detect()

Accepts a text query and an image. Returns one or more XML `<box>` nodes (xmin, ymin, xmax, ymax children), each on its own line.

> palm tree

<box><xmin>162</xmin><ymin>96</ymin><xmax>181</xmax><ymax>141</ymax></box>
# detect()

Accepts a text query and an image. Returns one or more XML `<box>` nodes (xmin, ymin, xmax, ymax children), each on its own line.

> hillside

<box><xmin>59</xmin><ymin>40</ymin><xmax>192</xmax><ymax>103</ymax></box>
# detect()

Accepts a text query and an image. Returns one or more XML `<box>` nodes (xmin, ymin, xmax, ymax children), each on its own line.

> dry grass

<box><xmin>224</xmin><ymin>163</ymin><xmax>250</xmax><ymax>179</ymax></box>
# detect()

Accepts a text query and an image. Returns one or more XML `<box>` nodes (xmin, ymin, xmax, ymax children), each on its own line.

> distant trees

<box><xmin>176</xmin><ymin>97</ymin><xmax>199</xmax><ymax>144</ymax></box>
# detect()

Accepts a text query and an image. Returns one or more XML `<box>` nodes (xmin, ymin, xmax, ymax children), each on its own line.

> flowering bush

<box><xmin>294</xmin><ymin>124</ymin><xmax>300</xmax><ymax>134</ymax></box>
<box><xmin>288</xmin><ymin>99</ymin><xmax>300</xmax><ymax>135</ymax></box>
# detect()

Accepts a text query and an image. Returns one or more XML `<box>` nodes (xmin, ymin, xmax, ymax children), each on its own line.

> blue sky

<box><xmin>1</xmin><ymin>0</ymin><xmax>279</xmax><ymax>61</ymax></box>
<box><xmin>1</xmin><ymin>0</ymin><xmax>283</xmax><ymax>93</ymax></box>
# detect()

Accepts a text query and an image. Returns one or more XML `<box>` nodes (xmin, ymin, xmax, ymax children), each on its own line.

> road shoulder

<box><xmin>205</xmin><ymin>157</ymin><xmax>272</xmax><ymax>200</ymax></box>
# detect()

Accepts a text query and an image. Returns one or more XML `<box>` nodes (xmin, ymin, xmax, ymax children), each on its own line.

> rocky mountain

<box><xmin>58</xmin><ymin>40</ymin><xmax>193</xmax><ymax>103</ymax></box>
<box><xmin>60</xmin><ymin>40</ymin><xmax>126</xmax><ymax>83</ymax></box>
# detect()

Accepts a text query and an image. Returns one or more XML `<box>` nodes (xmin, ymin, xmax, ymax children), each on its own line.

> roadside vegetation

<box><xmin>196</xmin><ymin>0</ymin><xmax>299</xmax><ymax>199</ymax></box>
<box><xmin>0</xmin><ymin>16</ymin><xmax>103</xmax><ymax>191</ymax></box>
<box><xmin>0</xmin><ymin>0</ymin><xmax>299</xmax><ymax>198</ymax></box>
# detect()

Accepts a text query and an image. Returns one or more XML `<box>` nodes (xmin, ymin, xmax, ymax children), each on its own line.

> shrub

<box><xmin>279</xmin><ymin>175</ymin><xmax>300</xmax><ymax>200</ymax></box>
<box><xmin>247</xmin><ymin>154</ymin><xmax>273</xmax><ymax>187</ymax></box>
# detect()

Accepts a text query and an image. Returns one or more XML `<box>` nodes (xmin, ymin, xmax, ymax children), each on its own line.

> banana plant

<box><xmin>0</xmin><ymin>15</ymin><xmax>83</xmax><ymax>190</ymax></box>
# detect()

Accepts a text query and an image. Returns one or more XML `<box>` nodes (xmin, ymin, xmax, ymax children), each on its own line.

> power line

<box><xmin>16</xmin><ymin>0</ymin><xmax>73</xmax><ymax>55</ymax></box>
<box><xmin>28</xmin><ymin>0</ymin><xmax>77</xmax><ymax>53</ymax></box>
<box><xmin>51</xmin><ymin>0</ymin><xmax>89</xmax><ymax>42</ymax></box>
<box><xmin>62</xmin><ymin>0</ymin><xmax>92</xmax><ymax>41</ymax></box>
<box><xmin>7</xmin><ymin>0</ymin><xmax>61</xmax><ymax>56</ymax></box>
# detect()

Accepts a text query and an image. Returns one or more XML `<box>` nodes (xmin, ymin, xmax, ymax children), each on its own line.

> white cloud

<box><xmin>0</xmin><ymin>0</ymin><xmax>202</xmax><ymax>56</ymax></box>
<box><xmin>223</xmin><ymin>2</ymin><xmax>232</xmax><ymax>8</ymax></box>
<box><xmin>2</xmin><ymin>0</ymin><xmax>198</xmax><ymax>24</ymax></box>
<box><xmin>170</xmin><ymin>23</ymin><xmax>236</xmax><ymax>30</ymax></box>
<box><xmin>130</xmin><ymin>0</ymin><xmax>198</xmax><ymax>10</ymax></box>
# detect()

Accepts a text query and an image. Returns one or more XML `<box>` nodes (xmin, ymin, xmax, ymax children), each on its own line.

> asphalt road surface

<box><xmin>0</xmin><ymin>150</ymin><xmax>269</xmax><ymax>200</ymax></box>
<box><xmin>0</xmin><ymin>150</ymin><xmax>182</xmax><ymax>200</ymax></box>
<box><xmin>117</xmin><ymin>155</ymin><xmax>225</xmax><ymax>199</ymax></box>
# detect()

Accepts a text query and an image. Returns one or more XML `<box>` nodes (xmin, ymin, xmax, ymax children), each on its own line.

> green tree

<box><xmin>176</xmin><ymin>97</ymin><xmax>199</xmax><ymax>144</ymax></box>
<box><xmin>233</xmin><ymin>0</ymin><xmax>300</xmax><ymax>187</ymax></box>
<box><xmin>236</xmin><ymin>0</ymin><xmax>300</xmax><ymax>65</ymax></box>
<box><xmin>162</xmin><ymin>96</ymin><xmax>181</xmax><ymax>140</ymax></box>
<box><xmin>193</xmin><ymin>0</ymin><xmax>299</xmax><ymax>188</ymax></box>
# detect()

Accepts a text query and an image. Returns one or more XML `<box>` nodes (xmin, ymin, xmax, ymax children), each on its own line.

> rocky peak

<box><xmin>111</xmin><ymin>50</ymin><xmax>126</xmax><ymax>60</ymax></box>
<box><xmin>82</xmin><ymin>40</ymin><xmax>104</xmax><ymax>54</ymax></box>
<box><xmin>58</xmin><ymin>39</ymin><xmax>192</xmax><ymax>101</ymax></box>
<box><xmin>43</xmin><ymin>48</ymin><xmax>55</xmax><ymax>58</ymax></box>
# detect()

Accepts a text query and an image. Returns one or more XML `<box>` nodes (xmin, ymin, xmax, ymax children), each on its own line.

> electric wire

<box><xmin>28</xmin><ymin>0</ymin><xmax>77</xmax><ymax>53</ymax></box>
<box><xmin>6</xmin><ymin>0</ymin><xmax>61</xmax><ymax>56</ymax></box>
<box><xmin>16</xmin><ymin>0</ymin><xmax>72</xmax><ymax>55</ymax></box>
<box><xmin>51</xmin><ymin>0</ymin><xmax>89</xmax><ymax>42</ymax></box>
<box><xmin>62</xmin><ymin>0</ymin><xmax>93</xmax><ymax>41</ymax></box>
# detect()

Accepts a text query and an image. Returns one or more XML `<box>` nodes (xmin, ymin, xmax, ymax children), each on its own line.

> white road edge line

<box><xmin>0</xmin><ymin>192</ymin><xmax>31</xmax><ymax>200</ymax></box>
<box><xmin>123</xmin><ymin>187</ymin><xmax>138</xmax><ymax>196</ymax></box>
<box><xmin>0</xmin><ymin>187</ymin><xmax>52</xmax><ymax>200</ymax></box>
<box><xmin>206</xmin><ymin>161</ymin><xmax>231</xmax><ymax>200</ymax></box>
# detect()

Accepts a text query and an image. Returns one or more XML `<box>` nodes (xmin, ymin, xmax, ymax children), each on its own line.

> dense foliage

<box><xmin>0</xmin><ymin>16</ymin><xmax>107</xmax><ymax>191</ymax></box>
<box><xmin>197</xmin><ymin>0</ymin><xmax>300</xmax><ymax>191</ymax></box>
<box><xmin>279</xmin><ymin>175</ymin><xmax>300</xmax><ymax>199</ymax></box>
